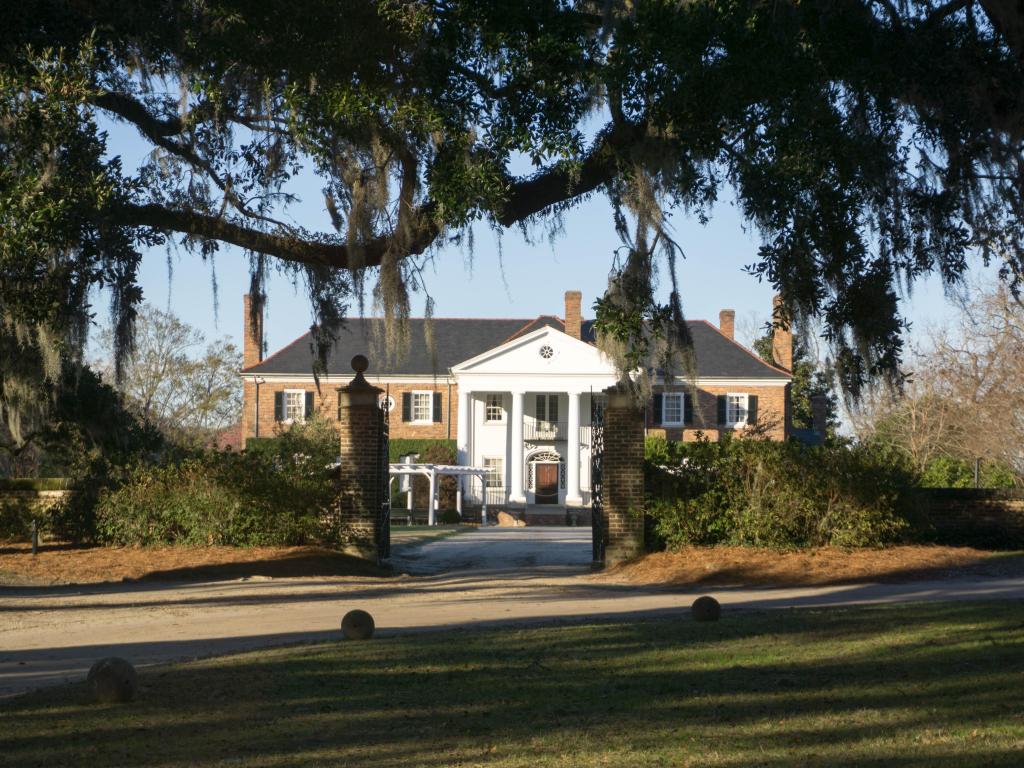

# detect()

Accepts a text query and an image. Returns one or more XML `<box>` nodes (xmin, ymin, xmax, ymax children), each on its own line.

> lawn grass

<box><xmin>3</xmin><ymin>602</ymin><xmax>1023</xmax><ymax>767</ymax></box>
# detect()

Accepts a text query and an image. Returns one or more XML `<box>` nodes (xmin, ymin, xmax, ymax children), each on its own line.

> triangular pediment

<box><xmin>451</xmin><ymin>326</ymin><xmax>616</xmax><ymax>377</ymax></box>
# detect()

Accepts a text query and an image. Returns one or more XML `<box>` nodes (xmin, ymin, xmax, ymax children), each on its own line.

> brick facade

<box><xmin>243</xmin><ymin>379</ymin><xmax>789</xmax><ymax>445</ymax></box>
<box><xmin>645</xmin><ymin>383</ymin><xmax>790</xmax><ymax>442</ymax></box>
<box><xmin>920</xmin><ymin>489</ymin><xmax>1024</xmax><ymax>548</ymax></box>
<box><xmin>243</xmin><ymin>379</ymin><xmax>458</xmax><ymax>443</ymax></box>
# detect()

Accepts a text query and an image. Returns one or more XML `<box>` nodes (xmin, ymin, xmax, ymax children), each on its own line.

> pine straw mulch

<box><xmin>602</xmin><ymin>545</ymin><xmax>1024</xmax><ymax>587</ymax></box>
<box><xmin>0</xmin><ymin>542</ymin><xmax>390</xmax><ymax>586</ymax></box>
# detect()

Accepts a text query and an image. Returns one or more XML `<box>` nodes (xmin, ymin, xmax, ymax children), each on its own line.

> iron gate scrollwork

<box><xmin>590</xmin><ymin>407</ymin><xmax>605</xmax><ymax>566</ymax></box>
<box><xmin>376</xmin><ymin>390</ymin><xmax>391</xmax><ymax>561</ymax></box>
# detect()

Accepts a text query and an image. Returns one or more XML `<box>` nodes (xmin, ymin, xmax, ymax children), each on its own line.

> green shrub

<box><xmin>389</xmin><ymin>439</ymin><xmax>459</xmax><ymax>511</ymax></box>
<box><xmin>95</xmin><ymin>419</ymin><xmax>340</xmax><ymax>546</ymax></box>
<box><xmin>920</xmin><ymin>455</ymin><xmax>1017</xmax><ymax>489</ymax></box>
<box><xmin>645</xmin><ymin>435</ymin><xmax>916</xmax><ymax>549</ymax></box>
<box><xmin>389</xmin><ymin>439</ymin><xmax>456</xmax><ymax>464</ymax></box>
<box><xmin>438</xmin><ymin>509</ymin><xmax>462</xmax><ymax>524</ymax></box>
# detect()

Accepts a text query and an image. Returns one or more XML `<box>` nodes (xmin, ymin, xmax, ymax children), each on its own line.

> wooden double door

<box><xmin>534</xmin><ymin>462</ymin><xmax>560</xmax><ymax>505</ymax></box>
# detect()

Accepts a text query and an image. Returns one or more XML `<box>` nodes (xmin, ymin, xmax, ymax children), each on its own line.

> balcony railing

<box><xmin>521</xmin><ymin>421</ymin><xmax>599</xmax><ymax>444</ymax></box>
<box><xmin>523</xmin><ymin>420</ymin><xmax>566</xmax><ymax>440</ymax></box>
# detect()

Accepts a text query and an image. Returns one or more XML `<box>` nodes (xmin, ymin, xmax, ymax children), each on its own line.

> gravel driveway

<box><xmin>4</xmin><ymin>526</ymin><xmax>1024</xmax><ymax>699</ymax></box>
<box><xmin>389</xmin><ymin>525</ymin><xmax>593</xmax><ymax>575</ymax></box>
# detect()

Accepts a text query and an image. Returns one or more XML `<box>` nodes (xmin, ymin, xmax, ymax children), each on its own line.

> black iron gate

<box><xmin>590</xmin><ymin>406</ymin><xmax>605</xmax><ymax>566</ymax></box>
<box><xmin>376</xmin><ymin>391</ymin><xmax>391</xmax><ymax>561</ymax></box>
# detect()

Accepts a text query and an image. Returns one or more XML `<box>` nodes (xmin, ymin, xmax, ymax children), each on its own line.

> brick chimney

<box><xmin>771</xmin><ymin>294</ymin><xmax>793</xmax><ymax>371</ymax></box>
<box><xmin>718</xmin><ymin>309</ymin><xmax>735</xmax><ymax>340</ymax></box>
<box><xmin>243</xmin><ymin>293</ymin><xmax>264</xmax><ymax>369</ymax></box>
<box><xmin>565</xmin><ymin>290</ymin><xmax>582</xmax><ymax>340</ymax></box>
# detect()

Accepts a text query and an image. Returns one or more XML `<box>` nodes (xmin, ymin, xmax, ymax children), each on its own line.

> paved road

<box><xmin>3</xmin><ymin>527</ymin><xmax>1024</xmax><ymax>698</ymax></box>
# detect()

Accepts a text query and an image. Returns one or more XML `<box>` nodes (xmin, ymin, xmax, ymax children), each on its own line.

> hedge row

<box><xmin>645</xmin><ymin>436</ymin><xmax>918</xmax><ymax>549</ymax></box>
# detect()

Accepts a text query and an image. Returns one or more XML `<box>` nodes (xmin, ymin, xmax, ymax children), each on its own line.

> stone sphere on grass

<box><xmin>87</xmin><ymin>657</ymin><xmax>138</xmax><ymax>703</ymax></box>
<box><xmin>691</xmin><ymin>596</ymin><xmax>721</xmax><ymax>622</ymax></box>
<box><xmin>341</xmin><ymin>609</ymin><xmax>375</xmax><ymax>640</ymax></box>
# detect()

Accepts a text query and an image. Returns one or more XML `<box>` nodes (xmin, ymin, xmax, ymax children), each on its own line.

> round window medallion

<box><xmin>379</xmin><ymin>395</ymin><xmax>395</xmax><ymax>412</ymax></box>
<box><xmin>539</xmin><ymin>344</ymin><xmax>554</xmax><ymax>359</ymax></box>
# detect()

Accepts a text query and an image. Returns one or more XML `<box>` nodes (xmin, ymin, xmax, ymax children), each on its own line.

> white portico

<box><xmin>452</xmin><ymin>324</ymin><xmax>619</xmax><ymax>509</ymax></box>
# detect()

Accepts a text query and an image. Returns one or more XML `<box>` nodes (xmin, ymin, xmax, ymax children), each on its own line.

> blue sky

<box><xmin>100</xmin><ymin>120</ymin><xmax>993</xmax><ymax>361</ymax></box>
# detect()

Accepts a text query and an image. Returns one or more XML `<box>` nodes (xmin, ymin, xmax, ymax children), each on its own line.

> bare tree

<box><xmin>95</xmin><ymin>306</ymin><xmax>242</xmax><ymax>444</ymax></box>
<box><xmin>855</xmin><ymin>283</ymin><xmax>1024</xmax><ymax>481</ymax></box>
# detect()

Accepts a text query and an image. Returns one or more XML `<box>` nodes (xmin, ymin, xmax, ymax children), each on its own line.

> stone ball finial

<box><xmin>351</xmin><ymin>355</ymin><xmax>369</xmax><ymax>374</ymax></box>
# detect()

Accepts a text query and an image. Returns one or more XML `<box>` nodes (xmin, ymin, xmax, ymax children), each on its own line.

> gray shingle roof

<box><xmin>243</xmin><ymin>316</ymin><xmax>788</xmax><ymax>379</ymax></box>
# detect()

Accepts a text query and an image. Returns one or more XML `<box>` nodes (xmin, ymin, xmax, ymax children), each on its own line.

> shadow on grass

<box><xmin>2</xmin><ymin>602</ymin><xmax>1024</xmax><ymax>767</ymax></box>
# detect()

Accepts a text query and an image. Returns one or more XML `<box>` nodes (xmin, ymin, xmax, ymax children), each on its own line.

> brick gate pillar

<box><xmin>602</xmin><ymin>384</ymin><xmax>645</xmax><ymax>565</ymax></box>
<box><xmin>337</xmin><ymin>355</ymin><xmax>384</xmax><ymax>561</ymax></box>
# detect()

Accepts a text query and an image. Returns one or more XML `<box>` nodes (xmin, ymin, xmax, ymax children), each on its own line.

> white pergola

<box><xmin>388</xmin><ymin>463</ymin><xmax>490</xmax><ymax>526</ymax></box>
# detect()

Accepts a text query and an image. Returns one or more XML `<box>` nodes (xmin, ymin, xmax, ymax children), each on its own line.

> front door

<box><xmin>535</xmin><ymin>462</ymin><xmax>559</xmax><ymax>505</ymax></box>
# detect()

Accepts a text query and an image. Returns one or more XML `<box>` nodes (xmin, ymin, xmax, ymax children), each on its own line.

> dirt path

<box><xmin>4</xmin><ymin>527</ymin><xmax>1024</xmax><ymax>699</ymax></box>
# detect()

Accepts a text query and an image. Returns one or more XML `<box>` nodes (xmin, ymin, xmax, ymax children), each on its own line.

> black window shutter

<box><xmin>652</xmin><ymin>394</ymin><xmax>663</xmax><ymax>425</ymax></box>
<box><xmin>433</xmin><ymin>391</ymin><xmax>443</xmax><ymax>423</ymax></box>
<box><xmin>274</xmin><ymin>391</ymin><xmax>284</xmax><ymax>421</ymax></box>
<box><xmin>717</xmin><ymin>395</ymin><xmax>727</xmax><ymax>425</ymax></box>
<box><xmin>402</xmin><ymin>392</ymin><xmax>411</xmax><ymax>422</ymax></box>
<box><xmin>684</xmin><ymin>393</ymin><xmax>694</xmax><ymax>426</ymax></box>
<box><xmin>747</xmin><ymin>395</ymin><xmax>758</xmax><ymax>424</ymax></box>
<box><xmin>304</xmin><ymin>391</ymin><xmax>314</xmax><ymax>419</ymax></box>
<box><xmin>337</xmin><ymin>391</ymin><xmax>343</xmax><ymax>421</ymax></box>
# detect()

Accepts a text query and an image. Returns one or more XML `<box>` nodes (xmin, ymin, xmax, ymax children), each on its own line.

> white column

<box><xmin>480</xmin><ymin>470</ymin><xmax>489</xmax><ymax>526</ymax></box>
<box><xmin>566</xmin><ymin>390</ymin><xmax>583</xmax><ymax>506</ymax></box>
<box><xmin>456</xmin><ymin>388</ymin><xmax>471</xmax><ymax>465</ymax></box>
<box><xmin>404</xmin><ymin>455</ymin><xmax>413</xmax><ymax>513</ymax></box>
<box><xmin>509</xmin><ymin>390</ymin><xmax>526</xmax><ymax>504</ymax></box>
<box><xmin>428</xmin><ymin>468</ymin><xmax>437</xmax><ymax>526</ymax></box>
<box><xmin>456</xmin><ymin>388</ymin><xmax>471</xmax><ymax>510</ymax></box>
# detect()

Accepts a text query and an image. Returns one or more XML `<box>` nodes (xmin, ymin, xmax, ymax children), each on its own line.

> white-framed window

<box><xmin>483</xmin><ymin>457</ymin><xmax>504</xmax><ymax>488</ymax></box>
<box><xmin>484</xmin><ymin>393</ymin><xmax>504</xmax><ymax>423</ymax></box>
<box><xmin>662</xmin><ymin>392</ymin><xmax>684</xmax><ymax>425</ymax></box>
<box><xmin>410</xmin><ymin>391</ymin><xmax>434</xmax><ymax>423</ymax></box>
<box><xmin>726</xmin><ymin>393</ymin><xmax>749</xmax><ymax>427</ymax></box>
<box><xmin>536</xmin><ymin>393</ymin><xmax>559</xmax><ymax>423</ymax></box>
<box><xmin>284</xmin><ymin>389</ymin><xmax>307</xmax><ymax>422</ymax></box>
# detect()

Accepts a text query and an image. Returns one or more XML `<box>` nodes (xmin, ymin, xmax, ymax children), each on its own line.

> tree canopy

<box><xmin>4</xmin><ymin>0</ymin><xmax>1024</xmax><ymax>444</ymax></box>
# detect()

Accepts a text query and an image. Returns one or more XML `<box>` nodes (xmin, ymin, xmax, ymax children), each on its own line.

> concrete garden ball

<box><xmin>691</xmin><ymin>596</ymin><xmax>722</xmax><ymax>622</ymax></box>
<box><xmin>341</xmin><ymin>609</ymin><xmax>375</xmax><ymax>640</ymax></box>
<box><xmin>88</xmin><ymin>657</ymin><xmax>138</xmax><ymax>703</ymax></box>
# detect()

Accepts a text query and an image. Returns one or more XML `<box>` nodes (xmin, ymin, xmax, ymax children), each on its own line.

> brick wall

<box><xmin>918</xmin><ymin>489</ymin><xmax>1024</xmax><ymax>548</ymax></box>
<box><xmin>242</xmin><ymin>379</ymin><xmax>458</xmax><ymax>443</ymax></box>
<box><xmin>646</xmin><ymin>384</ymin><xmax>790</xmax><ymax>441</ymax></box>
<box><xmin>0</xmin><ymin>489</ymin><xmax>75</xmax><ymax>540</ymax></box>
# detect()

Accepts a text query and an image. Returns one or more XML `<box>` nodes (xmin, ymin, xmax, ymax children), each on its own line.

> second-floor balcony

<box><xmin>524</xmin><ymin>419</ymin><xmax>566</xmax><ymax>440</ymax></box>
<box><xmin>522</xmin><ymin>420</ymin><xmax>597</xmax><ymax>443</ymax></box>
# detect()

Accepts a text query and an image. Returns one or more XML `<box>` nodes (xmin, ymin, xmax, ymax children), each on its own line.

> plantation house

<box><xmin>240</xmin><ymin>291</ymin><xmax>792</xmax><ymax>512</ymax></box>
